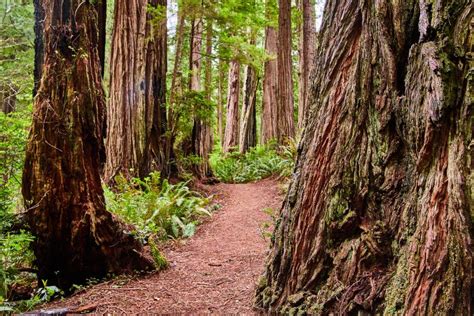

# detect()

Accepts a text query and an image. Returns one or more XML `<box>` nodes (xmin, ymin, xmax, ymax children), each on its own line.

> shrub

<box><xmin>210</xmin><ymin>144</ymin><xmax>294</xmax><ymax>183</ymax></box>
<box><xmin>104</xmin><ymin>172</ymin><xmax>213</xmax><ymax>242</ymax></box>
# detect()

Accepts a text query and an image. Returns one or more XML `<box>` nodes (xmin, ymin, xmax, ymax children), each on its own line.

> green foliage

<box><xmin>210</xmin><ymin>144</ymin><xmax>294</xmax><ymax>183</ymax></box>
<box><xmin>0</xmin><ymin>110</ymin><xmax>34</xmax><ymax>309</ymax></box>
<box><xmin>104</xmin><ymin>172</ymin><xmax>213</xmax><ymax>241</ymax></box>
<box><xmin>0</xmin><ymin>232</ymin><xmax>34</xmax><ymax>299</ymax></box>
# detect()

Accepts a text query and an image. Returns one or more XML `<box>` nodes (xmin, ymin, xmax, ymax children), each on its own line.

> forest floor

<box><xmin>40</xmin><ymin>178</ymin><xmax>282</xmax><ymax>314</ymax></box>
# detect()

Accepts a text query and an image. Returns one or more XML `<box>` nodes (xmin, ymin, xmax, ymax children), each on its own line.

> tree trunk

<box><xmin>1</xmin><ymin>84</ymin><xmax>17</xmax><ymax>114</ymax></box>
<box><xmin>189</xmin><ymin>17</ymin><xmax>213</xmax><ymax>179</ymax></box>
<box><xmin>33</xmin><ymin>0</ymin><xmax>45</xmax><ymax>96</ymax></box>
<box><xmin>95</xmin><ymin>0</ymin><xmax>107</xmax><ymax>77</ymax></box>
<box><xmin>239</xmin><ymin>64</ymin><xmax>258</xmax><ymax>154</ymax></box>
<box><xmin>261</xmin><ymin>23</ymin><xmax>278</xmax><ymax>144</ymax></box>
<box><xmin>223</xmin><ymin>60</ymin><xmax>240</xmax><ymax>153</ymax></box>
<box><xmin>23</xmin><ymin>0</ymin><xmax>154</xmax><ymax>290</ymax></box>
<box><xmin>104</xmin><ymin>0</ymin><xmax>171</xmax><ymax>182</ymax></box>
<box><xmin>297</xmin><ymin>0</ymin><xmax>316</xmax><ymax>130</ymax></box>
<box><xmin>167</xmin><ymin>5</ymin><xmax>186</xmax><ymax>178</ymax></box>
<box><xmin>217</xmin><ymin>59</ymin><xmax>225</xmax><ymax>146</ymax></box>
<box><xmin>256</xmin><ymin>0</ymin><xmax>473</xmax><ymax>314</ymax></box>
<box><xmin>276</xmin><ymin>0</ymin><xmax>295</xmax><ymax>143</ymax></box>
<box><xmin>169</xmin><ymin>7</ymin><xmax>186</xmax><ymax>106</ymax></box>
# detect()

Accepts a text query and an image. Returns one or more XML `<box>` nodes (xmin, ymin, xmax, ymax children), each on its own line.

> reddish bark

<box><xmin>276</xmin><ymin>0</ymin><xmax>295</xmax><ymax>143</ymax></box>
<box><xmin>297</xmin><ymin>0</ymin><xmax>316</xmax><ymax>130</ymax></box>
<box><xmin>23</xmin><ymin>0</ymin><xmax>153</xmax><ymax>290</ymax></box>
<box><xmin>104</xmin><ymin>0</ymin><xmax>171</xmax><ymax>182</ymax></box>
<box><xmin>256</xmin><ymin>0</ymin><xmax>473</xmax><ymax>314</ymax></box>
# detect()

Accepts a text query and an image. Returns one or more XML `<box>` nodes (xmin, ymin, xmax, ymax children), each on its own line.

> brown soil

<box><xmin>41</xmin><ymin>179</ymin><xmax>282</xmax><ymax>314</ymax></box>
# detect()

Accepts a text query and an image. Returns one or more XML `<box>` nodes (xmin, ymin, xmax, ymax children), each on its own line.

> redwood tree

<box><xmin>223</xmin><ymin>60</ymin><xmax>241</xmax><ymax>153</ymax></box>
<box><xmin>261</xmin><ymin>0</ymin><xmax>278</xmax><ymax>144</ymax></box>
<box><xmin>276</xmin><ymin>0</ymin><xmax>295</xmax><ymax>143</ymax></box>
<box><xmin>104</xmin><ymin>0</ymin><xmax>171</xmax><ymax>182</ymax></box>
<box><xmin>23</xmin><ymin>0</ymin><xmax>153</xmax><ymax>289</ymax></box>
<box><xmin>297</xmin><ymin>0</ymin><xmax>316</xmax><ymax>130</ymax></box>
<box><xmin>189</xmin><ymin>15</ymin><xmax>213</xmax><ymax>179</ymax></box>
<box><xmin>256</xmin><ymin>0</ymin><xmax>473</xmax><ymax>314</ymax></box>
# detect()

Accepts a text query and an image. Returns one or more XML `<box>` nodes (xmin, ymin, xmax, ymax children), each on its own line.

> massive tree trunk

<box><xmin>256</xmin><ymin>0</ymin><xmax>473</xmax><ymax>314</ymax></box>
<box><xmin>33</xmin><ymin>0</ymin><xmax>106</xmax><ymax>93</ymax></box>
<box><xmin>23</xmin><ymin>0</ymin><xmax>154</xmax><ymax>290</ymax></box>
<box><xmin>261</xmin><ymin>1</ymin><xmax>278</xmax><ymax>144</ymax></box>
<box><xmin>297</xmin><ymin>0</ymin><xmax>316</xmax><ymax>130</ymax></box>
<box><xmin>189</xmin><ymin>16</ymin><xmax>213</xmax><ymax>179</ymax></box>
<box><xmin>104</xmin><ymin>0</ymin><xmax>171</xmax><ymax>182</ymax></box>
<box><xmin>223</xmin><ymin>60</ymin><xmax>241</xmax><ymax>153</ymax></box>
<box><xmin>239</xmin><ymin>63</ymin><xmax>258</xmax><ymax>154</ymax></box>
<box><xmin>276</xmin><ymin>0</ymin><xmax>295</xmax><ymax>143</ymax></box>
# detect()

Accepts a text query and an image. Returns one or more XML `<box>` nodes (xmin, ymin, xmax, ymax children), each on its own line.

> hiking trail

<box><xmin>44</xmin><ymin>178</ymin><xmax>282</xmax><ymax>314</ymax></box>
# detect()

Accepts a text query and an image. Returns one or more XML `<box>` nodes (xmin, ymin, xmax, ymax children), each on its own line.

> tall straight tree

<box><xmin>297</xmin><ymin>0</ymin><xmax>316</xmax><ymax>129</ymax></box>
<box><xmin>223</xmin><ymin>60</ymin><xmax>241</xmax><ymax>153</ymax></box>
<box><xmin>261</xmin><ymin>0</ymin><xmax>278</xmax><ymax>144</ymax></box>
<box><xmin>217</xmin><ymin>58</ymin><xmax>225</xmax><ymax>145</ymax></box>
<box><xmin>276</xmin><ymin>0</ymin><xmax>295</xmax><ymax>143</ymax></box>
<box><xmin>23</xmin><ymin>0</ymin><xmax>153</xmax><ymax>289</ymax></box>
<box><xmin>189</xmin><ymin>13</ymin><xmax>213</xmax><ymax>179</ymax></box>
<box><xmin>256</xmin><ymin>0</ymin><xmax>473</xmax><ymax>314</ymax></box>
<box><xmin>104</xmin><ymin>0</ymin><xmax>171</xmax><ymax>182</ymax></box>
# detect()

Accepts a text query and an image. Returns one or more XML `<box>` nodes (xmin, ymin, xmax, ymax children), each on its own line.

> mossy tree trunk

<box><xmin>104</xmin><ymin>0</ymin><xmax>172</xmax><ymax>182</ymax></box>
<box><xmin>256</xmin><ymin>0</ymin><xmax>473</xmax><ymax>314</ymax></box>
<box><xmin>23</xmin><ymin>0</ymin><xmax>154</xmax><ymax>290</ymax></box>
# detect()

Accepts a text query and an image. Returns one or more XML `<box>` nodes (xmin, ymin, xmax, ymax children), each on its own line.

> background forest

<box><xmin>0</xmin><ymin>0</ymin><xmax>323</xmax><ymax>311</ymax></box>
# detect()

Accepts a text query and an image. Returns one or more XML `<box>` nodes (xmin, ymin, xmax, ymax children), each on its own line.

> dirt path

<box><xmin>44</xmin><ymin>179</ymin><xmax>282</xmax><ymax>314</ymax></box>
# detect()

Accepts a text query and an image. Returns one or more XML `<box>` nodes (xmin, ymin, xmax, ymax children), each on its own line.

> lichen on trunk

<box><xmin>256</xmin><ymin>0</ymin><xmax>473</xmax><ymax>314</ymax></box>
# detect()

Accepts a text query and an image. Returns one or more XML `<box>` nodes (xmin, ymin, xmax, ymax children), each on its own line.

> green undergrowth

<box><xmin>210</xmin><ymin>143</ymin><xmax>295</xmax><ymax>183</ymax></box>
<box><xmin>104</xmin><ymin>172</ymin><xmax>215</xmax><ymax>243</ymax></box>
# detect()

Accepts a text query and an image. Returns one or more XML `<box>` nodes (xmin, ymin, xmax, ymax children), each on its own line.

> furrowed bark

<box><xmin>23</xmin><ymin>0</ymin><xmax>154</xmax><ymax>290</ymax></box>
<box><xmin>276</xmin><ymin>0</ymin><xmax>295</xmax><ymax>143</ymax></box>
<box><xmin>297</xmin><ymin>0</ymin><xmax>316</xmax><ymax>130</ymax></box>
<box><xmin>104</xmin><ymin>0</ymin><xmax>171</xmax><ymax>182</ymax></box>
<box><xmin>256</xmin><ymin>0</ymin><xmax>473</xmax><ymax>314</ymax></box>
<box><xmin>223</xmin><ymin>60</ymin><xmax>241</xmax><ymax>153</ymax></box>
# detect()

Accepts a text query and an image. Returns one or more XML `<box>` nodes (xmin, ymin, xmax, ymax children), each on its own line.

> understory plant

<box><xmin>104</xmin><ymin>172</ymin><xmax>213</xmax><ymax>242</ymax></box>
<box><xmin>210</xmin><ymin>144</ymin><xmax>295</xmax><ymax>183</ymax></box>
